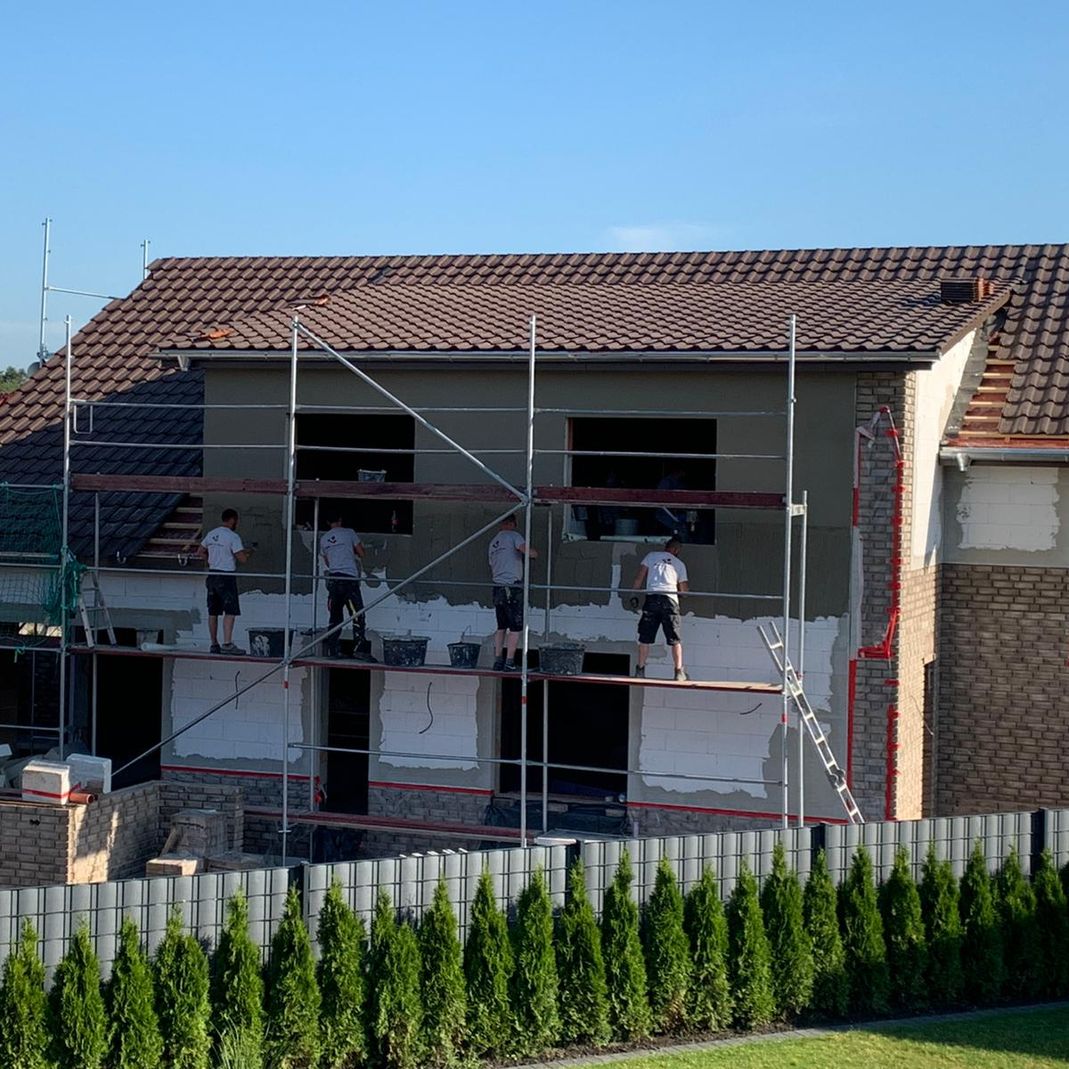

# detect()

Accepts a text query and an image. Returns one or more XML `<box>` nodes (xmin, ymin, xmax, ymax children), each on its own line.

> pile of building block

<box><xmin>146</xmin><ymin>807</ymin><xmax>267</xmax><ymax>875</ymax></box>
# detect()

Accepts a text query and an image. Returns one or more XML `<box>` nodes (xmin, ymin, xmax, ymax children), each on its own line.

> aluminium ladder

<box><xmin>77</xmin><ymin>571</ymin><xmax>117</xmax><ymax>647</ymax></box>
<box><xmin>758</xmin><ymin>621</ymin><xmax>864</xmax><ymax>825</ymax></box>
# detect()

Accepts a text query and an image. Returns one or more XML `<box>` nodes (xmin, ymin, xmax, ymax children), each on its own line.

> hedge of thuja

<box><xmin>3</xmin><ymin>842</ymin><xmax>1069</xmax><ymax>1068</ymax></box>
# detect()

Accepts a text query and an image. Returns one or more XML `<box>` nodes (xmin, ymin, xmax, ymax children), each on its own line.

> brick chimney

<box><xmin>941</xmin><ymin>277</ymin><xmax>993</xmax><ymax>303</ymax></box>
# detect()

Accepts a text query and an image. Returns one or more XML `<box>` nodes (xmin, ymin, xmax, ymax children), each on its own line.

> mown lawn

<box><xmin>569</xmin><ymin>1006</ymin><xmax>1069</xmax><ymax>1068</ymax></box>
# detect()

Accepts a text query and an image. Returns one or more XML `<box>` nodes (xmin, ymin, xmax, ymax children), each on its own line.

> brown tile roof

<box><xmin>175</xmin><ymin>277</ymin><xmax>1009</xmax><ymax>357</ymax></box>
<box><xmin>1</xmin><ymin>244</ymin><xmax>1067</xmax><ymax>479</ymax></box>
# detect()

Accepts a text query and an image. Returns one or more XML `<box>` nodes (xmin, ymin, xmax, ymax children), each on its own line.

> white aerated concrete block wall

<box><xmin>956</xmin><ymin>467</ymin><xmax>1060</xmax><ymax>552</ymax></box>
<box><xmin>101</xmin><ymin>567</ymin><xmax>846</xmax><ymax>803</ymax></box>
<box><xmin>379</xmin><ymin>672</ymin><xmax>479</xmax><ymax>770</ymax></box>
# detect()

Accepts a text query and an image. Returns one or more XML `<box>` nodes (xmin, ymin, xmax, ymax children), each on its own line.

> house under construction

<box><xmin>2</xmin><ymin>244</ymin><xmax>1068</xmax><ymax>871</ymax></box>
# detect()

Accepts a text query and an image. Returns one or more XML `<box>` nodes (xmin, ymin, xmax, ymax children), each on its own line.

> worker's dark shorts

<box><xmin>493</xmin><ymin>584</ymin><xmax>524</xmax><ymax>632</ymax></box>
<box><xmin>638</xmin><ymin>594</ymin><xmax>681</xmax><ymax>645</ymax></box>
<box><xmin>206</xmin><ymin>574</ymin><xmax>240</xmax><ymax>617</ymax></box>
<box><xmin>326</xmin><ymin>575</ymin><xmax>363</xmax><ymax>612</ymax></box>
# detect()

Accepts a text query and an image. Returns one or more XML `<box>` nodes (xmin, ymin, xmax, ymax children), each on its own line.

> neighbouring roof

<box><xmin>1</xmin><ymin>246</ymin><xmax>1067</xmax><ymax>551</ymax></box>
<box><xmin>172</xmin><ymin>277</ymin><xmax>1009</xmax><ymax>358</ymax></box>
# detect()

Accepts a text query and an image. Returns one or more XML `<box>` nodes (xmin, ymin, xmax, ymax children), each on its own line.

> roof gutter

<box><xmin>158</xmin><ymin>348</ymin><xmax>941</xmax><ymax>367</ymax></box>
<box><xmin>940</xmin><ymin>445</ymin><xmax>1069</xmax><ymax>467</ymax></box>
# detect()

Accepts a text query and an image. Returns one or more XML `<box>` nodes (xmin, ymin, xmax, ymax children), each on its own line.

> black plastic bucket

<box><xmin>448</xmin><ymin>641</ymin><xmax>480</xmax><ymax>669</ymax></box>
<box><xmin>540</xmin><ymin>643</ymin><xmax>585</xmax><ymax>675</ymax></box>
<box><xmin>247</xmin><ymin>629</ymin><xmax>297</xmax><ymax>658</ymax></box>
<box><xmin>382</xmin><ymin>636</ymin><xmax>430</xmax><ymax>667</ymax></box>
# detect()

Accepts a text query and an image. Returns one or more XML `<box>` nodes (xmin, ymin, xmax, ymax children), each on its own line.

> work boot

<box><xmin>220</xmin><ymin>643</ymin><xmax>246</xmax><ymax>656</ymax></box>
<box><xmin>492</xmin><ymin>656</ymin><xmax>506</xmax><ymax>672</ymax></box>
<box><xmin>209</xmin><ymin>643</ymin><xmax>221</xmax><ymax>655</ymax></box>
<box><xmin>634</xmin><ymin>665</ymin><xmax>645</xmax><ymax>678</ymax></box>
<box><xmin>674</xmin><ymin>668</ymin><xmax>689</xmax><ymax>682</ymax></box>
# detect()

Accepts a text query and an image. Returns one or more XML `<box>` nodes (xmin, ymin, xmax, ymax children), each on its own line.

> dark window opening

<box><xmin>323</xmin><ymin>667</ymin><xmax>370</xmax><ymax>814</ymax></box>
<box><xmin>568</xmin><ymin>417</ymin><xmax>717</xmax><ymax>544</ymax></box>
<box><xmin>0</xmin><ymin>643</ymin><xmax>59</xmax><ymax>756</ymax></box>
<box><xmin>91</xmin><ymin>631</ymin><xmax>162</xmax><ymax>788</ymax></box>
<box><xmin>500</xmin><ymin>652</ymin><xmax>629</xmax><ymax>799</ymax></box>
<box><xmin>296</xmin><ymin>414</ymin><xmax>414</xmax><ymax>534</ymax></box>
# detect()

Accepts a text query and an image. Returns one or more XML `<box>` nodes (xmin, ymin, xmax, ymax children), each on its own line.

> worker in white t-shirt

<box><xmin>631</xmin><ymin>537</ymin><xmax>689</xmax><ymax>681</ymax></box>
<box><xmin>196</xmin><ymin>508</ymin><xmax>251</xmax><ymax>655</ymax></box>
<box><xmin>319</xmin><ymin>513</ymin><xmax>373</xmax><ymax>659</ymax></box>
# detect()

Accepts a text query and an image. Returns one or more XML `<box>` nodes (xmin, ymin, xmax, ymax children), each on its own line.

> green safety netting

<box><xmin>0</xmin><ymin>484</ymin><xmax>83</xmax><ymax>650</ymax></box>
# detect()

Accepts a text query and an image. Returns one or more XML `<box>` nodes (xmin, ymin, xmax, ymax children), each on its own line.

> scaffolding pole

<box><xmin>798</xmin><ymin>489</ymin><xmax>808</xmax><ymax>827</ymax></box>
<box><xmin>58</xmin><ymin>316</ymin><xmax>73</xmax><ymax>759</ymax></box>
<box><xmin>780</xmin><ymin>315</ymin><xmax>797</xmax><ymax>828</ymax></box>
<box><xmin>542</xmin><ymin>505</ymin><xmax>553</xmax><ymax>833</ymax></box>
<box><xmin>280</xmin><ymin>317</ymin><xmax>301</xmax><ymax>864</ymax></box>
<box><xmin>518</xmin><ymin>316</ymin><xmax>537</xmax><ymax>844</ymax></box>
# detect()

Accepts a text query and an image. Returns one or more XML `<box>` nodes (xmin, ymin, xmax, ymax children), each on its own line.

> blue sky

<box><xmin>2</xmin><ymin>0</ymin><xmax>1066</xmax><ymax>367</ymax></box>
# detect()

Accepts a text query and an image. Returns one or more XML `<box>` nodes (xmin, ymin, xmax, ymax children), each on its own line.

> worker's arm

<box><xmin>678</xmin><ymin>580</ymin><xmax>690</xmax><ymax>594</ymax></box>
<box><xmin>355</xmin><ymin>542</ymin><xmax>366</xmax><ymax>560</ymax></box>
<box><xmin>518</xmin><ymin>542</ymin><xmax>539</xmax><ymax>559</ymax></box>
<box><xmin>234</xmin><ymin>549</ymin><xmax>250</xmax><ymax>564</ymax></box>
<box><xmin>195</xmin><ymin>544</ymin><xmax>207</xmax><ymax>560</ymax></box>
<box><xmin>632</xmin><ymin>565</ymin><xmax>648</xmax><ymax>590</ymax></box>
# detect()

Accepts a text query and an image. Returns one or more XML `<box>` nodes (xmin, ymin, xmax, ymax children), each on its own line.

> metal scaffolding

<box><xmin>0</xmin><ymin>299</ymin><xmax>868</xmax><ymax>865</ymax></box>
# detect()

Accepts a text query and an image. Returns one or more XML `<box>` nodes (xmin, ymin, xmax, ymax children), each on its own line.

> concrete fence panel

<box><xmin>2</xmin><ymin>808</ymin><xmax>1066</xmax><ymax>976</ymax></box>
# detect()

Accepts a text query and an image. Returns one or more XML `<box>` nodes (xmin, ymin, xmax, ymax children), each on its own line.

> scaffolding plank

<box><xmin>69</xmin><ymin>475</ymin><xmax>786</xmax><ymax>510</ymax></box>
<box><xmin>535</xmin><ymin>486</ymin><xmax>786</xmax><ymax>509</ymax></box>
<box><xmin>71</xmin><ymin>474</ymin><xmax>288</xmax><ymax>495</ymax></box>
<box><xmin>68</xmin><ymin>645</ymin><xmax>780</xmax><ymax>693</ymax></box>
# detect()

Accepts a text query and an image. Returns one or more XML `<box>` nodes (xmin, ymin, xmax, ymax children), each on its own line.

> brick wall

<box><xmin>0</xmin><ymin>802</ymin><xmax>70</xmax><ymax>888</ymax></box>
<box><xmin>69</xmin><ymin>782</ymin><xmax>160</xmax><ymax>884</ymax></box>
<box><xmin>852</xmin><ymin>369</ymin><xmax>939</xmax><ymax>821</ymax></box>
<box><xmin>938</xmin><ymin>563</ymin><xmax>1069</xmax><ymax>813</ymax></box>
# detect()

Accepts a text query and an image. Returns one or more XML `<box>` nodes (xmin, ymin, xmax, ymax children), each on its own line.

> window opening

<box><xmin>323</xmin><ymin>667</ymin><xmax>370</xmax><ymax>815</ymax></box>
<box><xmin>500</xmin><ymin>652</ymin><xmax>630</xmax><ymax>798</ymax></box>
<box><xmin>296</xmin><ymin>414</ymin><xmax>414</xmax><ymax>533</ymax></box>
<box><xmin>567</xmin><ymin>417</ymin><xmax>717</xmax><ymax>543</ymax></box>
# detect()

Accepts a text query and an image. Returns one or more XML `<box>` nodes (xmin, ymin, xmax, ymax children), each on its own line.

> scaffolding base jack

<box><xmin>758</xmin><ymin>621</ymin><xmax>864</xmax><ymax>825</ymax></box>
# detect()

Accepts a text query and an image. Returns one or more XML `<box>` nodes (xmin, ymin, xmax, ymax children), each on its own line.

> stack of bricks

<box><xmin>938</xmin><ymin>563</ymin><xmax>1069</xmax><ymax>814</ymax></box>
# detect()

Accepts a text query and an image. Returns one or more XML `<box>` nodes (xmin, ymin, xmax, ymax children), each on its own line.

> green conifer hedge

<box><xmin>419</xmin><ymin>879</ymin><xmax>467</xmax><ymax>1068</ymax></box>
<box><xmin>556</xmin><ymin>858</ymin><xmax>610</xmax><ymax>1046</ymax></box>
<box><xmin>918</xmin><ymin>846</ymin><xmax>963</xmax><ymax>1007</ymax></box>
<box><xmin>642</xmin><ymin>857</ymin><xmax>692</xmax><ymax>1033</ymax></box>
<box><xmin>0</xmin><ymin>921</ymin><xmax>50</xmax><ymax>1069</ymax></box>
<box><xmin>840</xmin><ymin>849</ymin><xmax>890</xmax><ymax>1016</ymax></box>
<box><xmin>154</xmin><ymin>911</ymin><xmax>211</xmax><ymax>1069</ymax></box>
<box><xmin>1033</xmin><ymin>850</ymin><xmax>1069</xmax><ymax>998</ymax></box>
<box><xmin>211</xmin><ymin>889</ymin><xmax>265</xmax><ymax>1069</ymax></box>
<box><xmin>683</xmin><ymin>867</ymin><xmax>733</xmax><ymax>1032</ymax></box>
<box><xmin>600</xmin><ymin>850</ymin><xmax>652</xmax><ymax>1041</ymax></box>
<box><xmin>510</xmin><ymin>868</ymin><xmax>561</xmax><ymax>1056</ymax></box>
<box><xmin>725</xmin><ymin>862</ymin><xmax>775</xmax><ymax>1030</ymax></box>
<box><xmin>463</xmin><ymin>870</ymin><xmax>513</xmax><ymax>1058</ymax></box>
<box><xmin>959</xmin><ymin>841</ymin><xmax>1004</xmax><ymax>1004</ymax></box>
<box><xmin>107</xmin><ymin>917</ymin><xmax>163</xmax><ymax>1069</ymax></box>
<box><xmin>50</xmin><ymin>921</ymin><xmax>108</xmax><ymax>1069</ymax></box>
<box><xmin>997</xmin><ymin>846</ymin><xmax>1041</xmax><ymax>1000</ymax></box>
<box><xmin>802</xmin><ymin>850</ymin><xmax>848</xmax><ymax>1019</ymax></box>
<box><xmin>368</xmin><ymin>890</ymin><xmax>423</xmax><ymax>1069</ymax></box>
<box><xmin>265</xmin><ymin>886</ymin><xmax>321</xmax><ymax>1069</ymax></box>
<box><xmin>316</xmin><ymin>880</ymin><xmax>366</xmax><ymax>1069</ymax></box>
<box><xmin>760</xmin><ymin>842</ymin><xmax>813</xmax><ymax>1019</ymax></box>
<box><xmin>879</xmin><ymin>848</ymin><xmax>928</xmax><ymax>1012</ymax></box>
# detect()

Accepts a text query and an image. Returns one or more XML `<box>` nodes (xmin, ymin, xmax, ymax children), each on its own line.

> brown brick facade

<box><xmin>853</xmin><ymin>369</ymin><xmax>936</xmax><ymax>822</ymax></box>
<box><xmin>937</xmin><ymin>563</ymin><xmax>1069</xmax><ymax>813</ymax></box>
